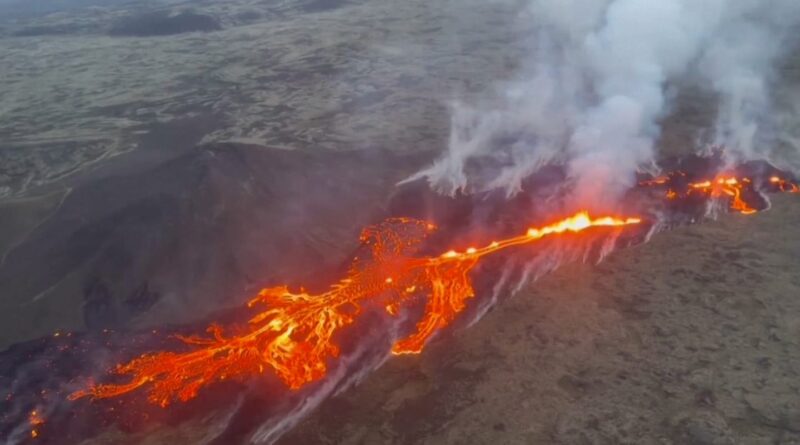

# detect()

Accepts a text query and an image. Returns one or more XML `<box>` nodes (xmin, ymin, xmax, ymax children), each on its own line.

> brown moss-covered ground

<box><xmin>280</xmin><ymin>196</ymin><xmax>800</xmax><ymax>445</ymax></box>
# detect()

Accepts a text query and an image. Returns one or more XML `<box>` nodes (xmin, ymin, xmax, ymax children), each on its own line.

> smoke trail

<box><xmin>406</xmin><ymin>0</ymin><xmax>800</xmax><ymax>204</ymax></box>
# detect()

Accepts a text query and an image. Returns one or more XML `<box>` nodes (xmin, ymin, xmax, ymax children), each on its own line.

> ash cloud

<box><xmin>406</xmin><ymin>0</ymin><xmax>800</xmax><ymax>206</ymax></box>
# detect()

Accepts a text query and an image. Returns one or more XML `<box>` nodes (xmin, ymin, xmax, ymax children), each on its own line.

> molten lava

<box><xmin>770</xmin><ymin>175</ymin><xmax>800</xmax><ymax>193</ymax></box>
<box><xmin>689</xmin><ymin>176</ymin><xmax>757</xmax><ymax>214</ymax></box>
<box><xmin>67</xmin><ymin>167</ymin><xmax>799</xmax><ymax>411</ymax></box>
<box><xmin>69</xmin><ymin>212</ymin><xmax>641</xmax><ymax>407</ymax></box>
<box><xmin>640</xmin><ymin>171</ymin><xmax>798</xmax><ymax>214</ymax></box>
<box><xmin>28</xmin><ymin>410</ymin><xmax>43</xmax><ymax>439</ymax></box>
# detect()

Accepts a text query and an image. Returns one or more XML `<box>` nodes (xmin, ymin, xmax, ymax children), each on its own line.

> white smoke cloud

<box><xmin>406</xmin><ymin>0</ymin><xmax>800</xmax><ymax>205</ymax></box>
<box><xmin>699</xmin><ymin>0</ymin><xmax>800</xmax><ymax>166</ymax></box>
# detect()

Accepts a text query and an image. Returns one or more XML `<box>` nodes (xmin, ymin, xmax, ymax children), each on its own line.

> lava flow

<box><xmin>770</xmin><ymin>175</ymin><xmax>800</xmax><ymax>193</ymax></box>
<box><xmin>28</xmin><ymin>410</ymin><xmax>43</xmax><ymax>439</ymax></box>
<box><xmin>640</xmin><ymin>171</ymin><xmax>799</xmax><ymax>214</ymax></box>
<box><xmin>689</xmin><ymin>176</ymin><xmax>758</xmax><ymax>214</ymax></box>
<box><xmin>69</xmin><ymin>211</ymin><xmax>641</xmax><ymax>407</ymax></box>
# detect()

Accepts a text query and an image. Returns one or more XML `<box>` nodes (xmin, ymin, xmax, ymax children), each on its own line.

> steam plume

<box><xmin>406</xmin><ymin>0</ymin><xmax>799</xmax><ymax>204</ymax></box>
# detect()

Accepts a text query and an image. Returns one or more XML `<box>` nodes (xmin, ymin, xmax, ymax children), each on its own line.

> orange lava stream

<box><xmin>770</xmin><ymin>175</ymin><xmax>800</xmax><ymax>193</ymax></box>
<box><xmin>69</xmin><ymin>212</ymin><xmax>641</xmax><ymax>407</ymax></box>
<box><xmin>642</xmin><ymin>172</ymin><xmax>799</xmax><ymax>214</ymax></box>
<box><xmin>688</xmin><ymin>176</ymin><xmax>757</xmax><ymax>214</ymax></box>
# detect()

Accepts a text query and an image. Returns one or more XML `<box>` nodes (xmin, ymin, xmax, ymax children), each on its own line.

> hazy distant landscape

<box><xmin>0</xmin><ymin>0</ymin><xmax>526</xmax><ymax>199</ymax></box>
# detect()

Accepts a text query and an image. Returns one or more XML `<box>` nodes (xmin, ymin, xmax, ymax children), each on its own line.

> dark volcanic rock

<box><xmin>0</xmin><ymin>143</ymin><xmax>429</xmax><ymax>349</ymax></box>
<box><xmin>109</xmin><ymin>11</ymin><xmax>222</xmax><ymax>37</ymax></box>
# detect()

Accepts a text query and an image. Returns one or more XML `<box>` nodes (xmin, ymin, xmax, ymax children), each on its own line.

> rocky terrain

<box><xmin>0</xmin><ymin>0</ymin><xmax>524</xmax><ymax>346</ymax></box>
<box><xmin>0</xmin><ymin>0</ymin><xmax>523</xmax><ymax>198</ymax></box>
